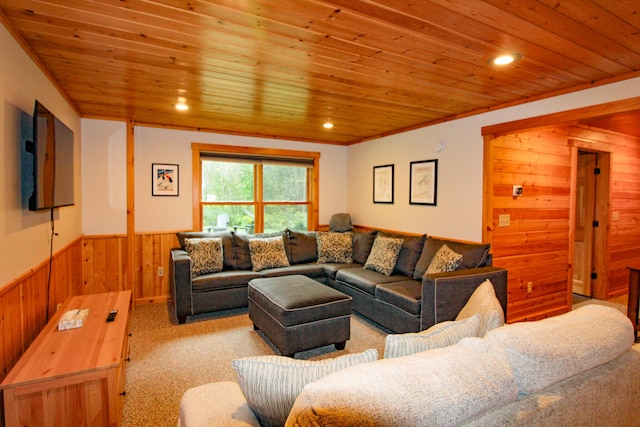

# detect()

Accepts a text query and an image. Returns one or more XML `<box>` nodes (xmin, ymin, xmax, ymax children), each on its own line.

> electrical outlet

<box><xmin>612</xmin><ymin>211</ymin><xmax>619</xmax><ymax>221</ymax></box>
<box><xmin>527</xmin><ymin>281</ymin><xmax>533</xmax><ymax>294</ymax></box>
<box><xmin>158</xmin><ymin>267</ymin><xmax>164</xmax><ymax>277</ymax></box>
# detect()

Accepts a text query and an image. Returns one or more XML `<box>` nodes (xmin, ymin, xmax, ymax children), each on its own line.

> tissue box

<box><xmin>58</xmin><ymin>308</ymin><xmax>90</xmax><ymax>330</ymax></box>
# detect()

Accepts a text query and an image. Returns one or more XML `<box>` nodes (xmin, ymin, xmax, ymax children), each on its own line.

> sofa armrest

<box><xmin>420</xmin><ymin>266</ymin><xmax>508</xmax><ymax>331</ymax></box>
<box><xmin>170</xmin><ymin>248</ymin><xmax>193</xmax><ymax>324</ymax></box>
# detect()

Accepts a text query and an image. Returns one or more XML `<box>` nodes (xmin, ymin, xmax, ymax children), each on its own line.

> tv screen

<box><xmin>29</xmin><ymin>100</ymin><xmax>75</xmax><ymax>211</ymax></box>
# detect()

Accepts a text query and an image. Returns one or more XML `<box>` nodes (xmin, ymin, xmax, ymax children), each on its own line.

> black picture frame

<box><xmin>373</xmin><ymin>164</ymin><xmax>394</xmax><ymax>204</ymax></box>
<box><xmin>410</xmin><ymin>159</ymin><xmax>437</xmax><ymax>205</ymax></box>
<box><xmin>152</xmin><ymin>163</ymin><xmax>179</xmax><ymax>196</ymax></box>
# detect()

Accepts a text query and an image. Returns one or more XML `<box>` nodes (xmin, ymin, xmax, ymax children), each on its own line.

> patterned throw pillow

<box><xmin>384</xmin><ymin>314</ymin><xmax>480</xmax><ymax>358</ymax></box>
<box><xmin>232</xmin><ymin>349</ymin><xmax>378</xmax><ymax>427</ymax></box>
<box><xmin>184</xmin><ymin>237</ymin><xmax>224</xmax><ymax>276</ymax></box>
<box><xmin>248</xmin><ymin>236</ymin><xmax>290</xmax><ymax>272</ymax></box>
<box><xmin>316</xmin><ymin>232</ymin><xmax>353</xmax><ymax>263</ymax></box>
<box><xmin>425</xmin><ymin>244</ymin><xmax>463</xmax><ymax>274</ymax></box>
<box><xmin>364</xmin><ymin>236</ymin><xmax>403</xmax><ymax>276</ymax></box>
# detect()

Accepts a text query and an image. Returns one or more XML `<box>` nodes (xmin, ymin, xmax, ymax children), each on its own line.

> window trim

<box><xmin>191</xmin><ymin>143</ymin><xmax>320</xmax><ymax>232</ymax></box>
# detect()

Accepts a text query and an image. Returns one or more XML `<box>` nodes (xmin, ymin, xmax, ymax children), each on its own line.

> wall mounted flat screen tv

<box><xmin>28</xmin><ymin>100</ymin><xmax>75</xmax><ymax>211</ymax></box>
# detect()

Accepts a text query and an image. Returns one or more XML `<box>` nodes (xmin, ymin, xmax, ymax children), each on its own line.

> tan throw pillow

<box><xmin>184</xmin><ymin>237</ymin><xmax>224</xmax><ymax>276</ymax></box>
<box><xmin>456</xmin><ymin>279</ymin><xmax>504</xmax><ymax>337</ymax></box>
<box><xmin>364</xmin><ymin>236</ymin><xmax>403</xmax><ymax>276</ymax></box>
<box><xmin>248</xmin><ymin>236</ymin><xmax>290</xmax><ymax>272</ymax></box>
<box><xmin>232</xmin><ymin>349</ymin><xmax>378</xmax><ymax>427</ymax></box>
<box><xmin>316</xmin><ymin>232</ymin><xmax>353</xmax><ymax>263</ymax></box>
<box><xmin>384</xmin><ymin>314</ymin><xmax>480</xmax><ymax>358</ymax></box>
<box><xmin>425</xmin><ymin>243</ymin><xmax>463</xmax><ymax>274</ymax></box>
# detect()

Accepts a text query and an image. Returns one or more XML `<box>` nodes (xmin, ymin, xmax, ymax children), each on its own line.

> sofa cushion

<box><xmin>258</xmin><ymin>263</ymin><xmax>326</xmax><ymax>280</ymax></box>
<box><xmin>179</xmin><ymin>381</ymin><xmax>261</xmax><ymax>427</ymax></box>
<box><xmin>487</xmin><ymin>304</ymin><xmax>634</xmax><ymax>396</ymax></box>
<box><xmin>233</xmin><ymin>231</ymin><xmax>285</xmax><ymax>270</ymax></box>
<box><xmin>232</xmin><ymin>349</ymin><xmax>377</xmax><ymax>427</ymax></box>
<box><xmin>375</xmin><ymin>280</ymin><xmax>422</xmax><ymax>315</ymax></box>
<box><xmin>248</xmin><ymin>236</ymin><xmax>290</xmax><ymax>272</ymax></box>
<box><xmin>191</xmin><ymin>270</ymin><xmax>262</xmax><ymax>293</ymax></box>
<box><xmin>351</xmin><ymin>230</ymin><xmax>378</xmax><ymax>264</ymax></box>
<box><xmin>384</xmin><ymin>314</ymin><xmax>480</xmax><ymax>358</ymax></box>
<box><xmin>177</xmin><ymin>231</ymin><xmax>235</xmax><ymax>269</ymax></box>
<box><xmin>425</xmin><ymin>244</ymin><xmax>463</xmax><ymax>274</ymax></box>
<box><xmin>184</xmin><ymin>238</ymin><xmax>224</xmax><ymax>276</ymax></box>
<box><xmin>379</xmin><ymin>232</ymin><xmax>426</xmax><ymax>277</ymax></box>
<box><xmin>364</xmin><ymin>236</ymin><xmax>403</xmax><ymax>276</ymax></box>
<box><xmin>287</xmin><ymin>338</ymin><xmax>517</xmax><ymax>426</ymax></box>
<box><xmin>285</xmin><ymin>230</ymin><xmax>317</xmax><ymax>264</ymax></box>
<box><xmin>414</xmin><ymin>237</ymin><xmax>491</xmax><ymax>279</ymax></box>
<box><xmin>456</xmin><ymin>279</ymin><xmax>504</xmax><ymax>337</ymax></box>
<box><xmin>316</xmin><ymin>232</ymin><xmax>353</xmax><ymax>264</ymax></box>
<box><xmin>336</xmin><ymin>267</ymin><xmax>407</xmax><ymax>296</ymax></box>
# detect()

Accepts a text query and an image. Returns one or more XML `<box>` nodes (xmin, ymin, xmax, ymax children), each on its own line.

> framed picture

<box><xmin>410</xmin><ymin>159</ymin><xmax>437</xmax><ymax>205</ymax></box>
<box><xmin>152</xmin><ymin>163</ymin><xmax>179</xmax><ymax>196</ymax></box>
<box><xmin>373</xmin><ymin>164</ymin><xmax>394</xmax><ymax>204</ymax></box>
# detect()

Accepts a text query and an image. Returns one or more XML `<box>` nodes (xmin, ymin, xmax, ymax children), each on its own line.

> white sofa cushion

<box><xmin>178</xmin><ymin>381</ymin><xmax>260</xmax><ymax>427</ymax></box>
<box><xmin>232</xmin><ymin>349</ymin><xmax>377</xmax><ymax>427</ymax></box>
<box><xmin>384</xmin><ymin>314</ymin><xmax>480</xmax><ymax>358</ymax></box>
<box><xmin>456</xmin><ymin>279</ymin><xmax>504</xmax><ymax>337</ymax></box>
<box><xmin>286</xmin><ymin>338</ymin><xmax>517</xmax><ymax>426</ymax></box>
<box><xmin>487</xmin><ymin>304</ymin><xmax>634</xmax><ymax>395</ymax></box>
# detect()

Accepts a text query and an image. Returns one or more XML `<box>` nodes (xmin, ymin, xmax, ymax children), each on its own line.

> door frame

<box><xmin>568</xmin><ymin>141</ymin><xmax>611</xmax><ymax>300</ymax></box>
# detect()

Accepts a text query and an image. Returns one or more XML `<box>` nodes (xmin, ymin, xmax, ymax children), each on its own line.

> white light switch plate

<box><xmin>498</xmin><ymin>214</ymin><xmax>510</xmax><ymax>227</ymax></box>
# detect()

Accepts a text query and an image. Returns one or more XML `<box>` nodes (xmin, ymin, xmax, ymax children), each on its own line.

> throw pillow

<box><xmin>328</xmin><ymin>213</ymin><xmax>353</xmax><ymax>232</ymax></box>
<box><xmin>425</xmin><ymin>244</ymin><xmax>463</xmax><ymax>274</ymax></box>
<box><xmin>316</xmin><ymin>231</ymin><xmax>353</xmax><ymax>263</ymax></box>
<box><xmin>384</xmin><ymin>314</ymin><xmax>480</xmax><ymax>358</ymax></box>
<box><xmin>285</xmin><ymin>229</ymin><xmax>318</xmax><ymax>264</ymax></box>
<box><xmin>351</xmin><ymin>230</ymin><xmax>378</xmax><ymax>264</ymax></box>
<box><xmin>364</xmin><ymin>236</ymin><xmax>404</xmax><ymax>276</ymax></box>
<box><xmin>248</xmin><ymin>236</ymin><xmax>290</xmax><ymax>272</ymax></box>
<box><xmin>184</xmin><ymin>237</ymin><xmax>224</xmax><ymax>276</ymax></box>
<box><xmin>456</xmin><ymin>279</ymin><xmax>505</xmax><ymax>337</ymax></box>
<box><xmin>378</xmin><ymin>232</ymin><xmax>426</xmax><ymax>277</ymax></box>
<box><xmin>232</xmin><ymin>349</ymin><xmax>378</xmax><ymax>427</ymax></box>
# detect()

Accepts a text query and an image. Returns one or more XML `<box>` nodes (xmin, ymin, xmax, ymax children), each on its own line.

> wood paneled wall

<box><xmin>484</xmin><ymin>125</ymin><xmax>640</xmax><ymax>323</ymax></box>
<box><xmin>0</xmin><ymin>232</ymin><xmax>178</xmax><ymax>389</ymax></box>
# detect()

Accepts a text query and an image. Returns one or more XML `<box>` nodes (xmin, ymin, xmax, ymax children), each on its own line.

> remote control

<box><xmin>106</xmin><ymin>310</ymin><xmax>118</xmax><ymax>322</ymax></box>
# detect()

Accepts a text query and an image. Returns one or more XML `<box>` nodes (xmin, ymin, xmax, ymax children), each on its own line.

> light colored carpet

<box><xmin>122</xmin><ymin>297</ymin><xmax>628</xmax><ymax>427</ymax></box>
<box><xmin>122</xmin><ymin>303</ymin><xmax>388</xmax><ymax>427</ymax></box>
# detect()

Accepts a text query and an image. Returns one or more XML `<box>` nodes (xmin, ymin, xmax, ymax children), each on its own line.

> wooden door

<box><xmin>573</xmin><ymin>152</ymin><xmax>596</xmax><ymax>296</ymax></box>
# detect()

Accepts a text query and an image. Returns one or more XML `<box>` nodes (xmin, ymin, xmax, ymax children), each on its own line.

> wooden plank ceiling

<box><xmin>1</xmin><ymin>0</ymin><xmax>639</xmax><ymax>144</ymax></box>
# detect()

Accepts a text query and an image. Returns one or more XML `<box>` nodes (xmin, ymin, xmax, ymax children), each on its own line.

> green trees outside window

<box><xmin>201</xmin><ymin>159</ymin><xmax>309</xmax><ymax>233</ymax></box>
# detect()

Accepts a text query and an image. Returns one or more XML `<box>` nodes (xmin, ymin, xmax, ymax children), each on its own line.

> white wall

<box><xmin>81</xmin><ymin>119</ymin><xmax>127</xmax><ymax>235</ymax></box>
<box><xmin>347</xmin><ymin>77</ymin><xmax>640</xmax><ymax>241</ymax></box>
<box><xmin>0</xmin><ymin>24</ymin><xmax>82</xmax><ymax>287</ymax></box>
<box><xmin>80</xmin><ymin>124</ymin><xmax>349</xmax><ymax>234</ymax></box>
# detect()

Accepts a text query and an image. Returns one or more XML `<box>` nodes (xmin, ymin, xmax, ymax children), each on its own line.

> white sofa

<box><xmin>178</xmin><ymin>304</ymin><xmax>640</xmax><ymax>427</ymax></box>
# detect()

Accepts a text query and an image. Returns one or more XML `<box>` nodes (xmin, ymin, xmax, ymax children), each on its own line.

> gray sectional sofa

<box><xmin>169</xmin><ymin>229</ymin><xmax>507</xmax><ymax>333</ymax></box>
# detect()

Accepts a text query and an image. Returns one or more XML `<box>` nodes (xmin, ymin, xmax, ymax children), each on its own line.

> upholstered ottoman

<box><xmin>248</xmin><ymin>275</ymin><xmax>352</xmax><ymax>357</ymax></box>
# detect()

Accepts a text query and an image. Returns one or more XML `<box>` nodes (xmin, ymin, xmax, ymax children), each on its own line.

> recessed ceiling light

<box><xmin>175</xmin><ymin>97</ymin><xmax>189</xmax><ymax>111</ymax></box>
<box><xmin>323</xmin><ymin>122</ymin><xmax>333</xmax><ymax>129</ymax></box>
<box><xmin>491</xmin><ymin>53</ymin><xmax>521</xmax><ymax>66</ymax></box>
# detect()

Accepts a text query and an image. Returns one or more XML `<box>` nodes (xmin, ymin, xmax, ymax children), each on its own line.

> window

<box><xmin>192</xmin><ymin>144</ymin><xmax>319</xmax><ymax>233</ymax></box>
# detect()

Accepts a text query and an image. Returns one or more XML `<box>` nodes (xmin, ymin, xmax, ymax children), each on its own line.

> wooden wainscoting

<box><xmin>0</xmin><ymin>238</ymin><xmax>82</xmax><ymax>384</ymax></box>
<box><xmin>82</xmin><ymin>232</ymin><xmax>180</xmax><ymax>304</ymax></box>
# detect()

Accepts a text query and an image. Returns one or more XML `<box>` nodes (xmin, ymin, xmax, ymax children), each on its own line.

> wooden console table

<box><xmin>627</xmin><ymin>267</ymin><xmax>640</xmax><ymax>342</ymax></box>
<box><xmin>1</xmin><ymin>291</ymin><xmax>131</xmax><ymax>427</ymax></box>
